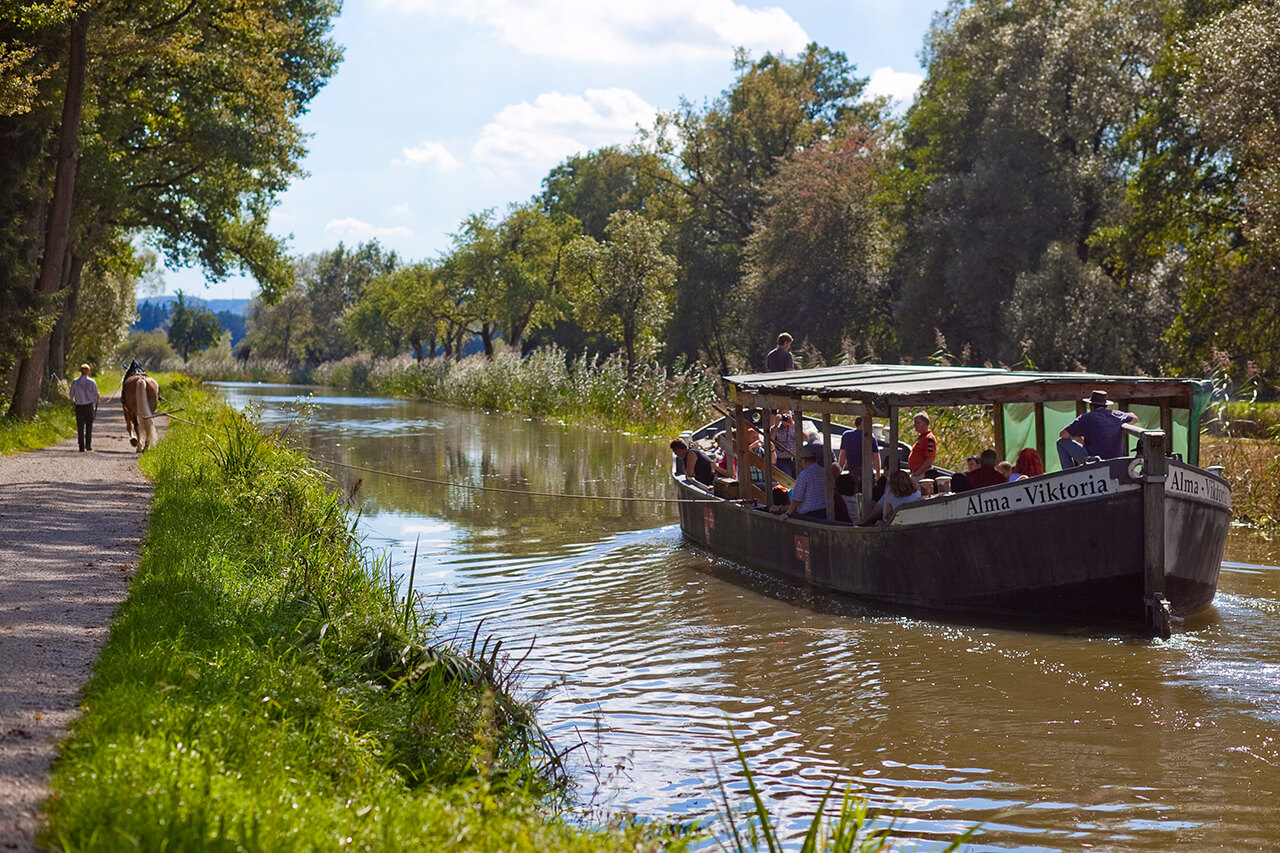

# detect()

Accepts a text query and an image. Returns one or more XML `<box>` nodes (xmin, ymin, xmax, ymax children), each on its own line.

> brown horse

<box><xmin>121</xmin><ymin>362</ymin><xmax>160</xmax><ymax>452</ymax></box>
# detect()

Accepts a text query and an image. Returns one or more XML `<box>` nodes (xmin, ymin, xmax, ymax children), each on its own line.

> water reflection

<box><xmin>213</xmin><ymin>382</ymin><xmax>1280</xmax><ymax>851</ymax></box>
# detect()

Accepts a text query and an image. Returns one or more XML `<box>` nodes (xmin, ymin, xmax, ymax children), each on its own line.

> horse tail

<box><xmin>136</xmin><ymin>376</ymin><xmax>159</xmax><ymax>449</ymax></box>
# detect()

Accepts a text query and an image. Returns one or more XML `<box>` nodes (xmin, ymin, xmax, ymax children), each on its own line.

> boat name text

<box><xmin>1168</xmin><ymin>469</ymin><xmax>1231</xmax><ymax>507</ymax></box>
<box><xmin>966</xmin><ymin>473</ymin><xmax>1109</xmax><ymax>517</ymax></box>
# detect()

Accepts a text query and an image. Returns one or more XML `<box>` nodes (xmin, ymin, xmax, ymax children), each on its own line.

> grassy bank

<box><xmin>43</xmin><ymin>377</ymin><xmax>679</xmax><ymax>851</ymax></box>
<box><xmin>0</xmin><ymin>399</ymin><xmax>76</xmax><ymax>455</ymax></box>
<box><xmin>171</xmin><ymin>347</ymin><xmax>721</xmax><ymax>435</ymax></box>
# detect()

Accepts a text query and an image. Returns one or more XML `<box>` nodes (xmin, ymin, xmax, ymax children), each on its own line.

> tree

<box><xmin>892</xmin><ymin>0</ymin><xmax>1167</xmax><ymax>363</ymax></box>
<box><xmin>541</xmin><ymin>146</ymin><xmax>679</xmax><ymax>240</ymax></box>
<box><xmin>652</xmin><ymin>44</ymin><xmax>878</xmax><ymax>367</ymax></box>
<box><xmin>565</xmin><ymin>211</ymin><xmax>677</xmax><ymax>369</ymax></box>
<box><xmin>2</xmin><ymin>0</ymin><xmax>342</xmax><ymax>416</ymax></box>
<box><xmin>67</xmin><ymin>238</ymin><xmax>147</xmax><ymax>372</ymax></box>
<box><xmin>440</xmin><ymin>212</ymin><xmax>504</xmax><ymax>357</ymax></box>
<box><xmin>1004</xmin><ymin>242</ymin><xmax>1137</xmax><ymax>372</ymax></box>
<box><xmin>244</xmin><ymin>290</ymin><xmax>310</xmax><ymax>364</ymax></box>
<box><xmin>740</xmin><ymin>133</ymin><xmax>894</xmax><ymax>364</ymax></box>
<box><xmin>167</xmin><ymin>292</ymin><xmax>223</xmax><ymax>362</ymax></box>
<box><xmin>347</xmin><ymin>262</ymin><xmax>451</xmax><ymax>361</ymax></box>
<box><xmin>293</xmin><ymin>242</ymin><xmax>397</xmax><ymax>364</ymax></box>
<box><xmin>495</xmin><ymin>203</ymin><xmax>578</xmax><ymax>351</ymax></box>
<box><xmin>1163</xmin><ymin>0</ymin><xmax>1280</xmax><ymax>381</ymax></box>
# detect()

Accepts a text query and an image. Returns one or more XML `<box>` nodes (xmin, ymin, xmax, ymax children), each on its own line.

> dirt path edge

<box><xmin>0</xmin><ymin>396</ymin><xmax>156</xmax><ymax>852</ymax></box>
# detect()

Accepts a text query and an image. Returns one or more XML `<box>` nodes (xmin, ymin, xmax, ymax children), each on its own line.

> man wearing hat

<box><xmin>1057</xmin><ymin>389</ymin><xmax>1138</xmax><ymax>468</ymax></box>
<box><xmin>69</xmin><ymin>363</ymin><xmax>100</xmax><ymax>452</ymax></box>
<box><xmin>774</xmin><ymin>442</ymin><xmax>827</xmax><ymax>520</ymax></box>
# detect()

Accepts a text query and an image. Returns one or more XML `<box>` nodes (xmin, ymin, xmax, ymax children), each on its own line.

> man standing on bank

<box><xmin>70</xmin><ymin>363</ymin><xmax>100</xmax><ymax>452</ymax></box>
<box><xmin>765</xmin><ymin>332</ymin><xmax>794</xmax><ymax>372</ymax></box>
<box><xmin>1057</xmin><ymin>389</ymin><xmax>1139</xmax><ymax>468</ymax></box>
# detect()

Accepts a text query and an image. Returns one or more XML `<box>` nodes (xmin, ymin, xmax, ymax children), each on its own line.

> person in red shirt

<box><xmin>907</xmin><ymin>412</ymin><xmax>936</xmax><ymax>482</ymax></box>
<box><xmin>966</xmin><ymin>448</ymin><xmax>1006</xmax><ymax>488</ymax></box>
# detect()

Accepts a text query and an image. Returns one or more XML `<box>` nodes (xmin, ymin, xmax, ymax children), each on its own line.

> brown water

<box><xmin>216</xmin><ymin>383</ymin><xmax>1280</xmax><ymax>851</ymax></box>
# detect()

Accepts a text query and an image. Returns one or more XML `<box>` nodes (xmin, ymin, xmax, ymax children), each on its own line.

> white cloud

<box><xmin>866</xmin><ymin>66</ymin><xmax>923</xmax><ymax>107</ymax></box>
<box><xmin>372</xmin><ymin>0</ymin><xmax>809</xmax><ymax>63</ymax></box>
<box><xmin>472</xmin><ymin>88</ymin><xmax>658</xmax><ymax>174</ymax></box>
<box><xmin>324</xmin><ymin>218</ymin><xmax>414</xmax><ymax>241</ymax></box>
<box><xmin>390</xmin><ymin>202</ymin><xmax>411</xmax><ymax>216</ymax></box>
<box><xmin>396</xmin><ymin>140</ymin><xmax>460</xmax><ymax>171</ymax></box>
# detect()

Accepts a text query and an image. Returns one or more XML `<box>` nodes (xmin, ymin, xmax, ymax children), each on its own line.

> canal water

<box><xmin>214</xmin><ymin>382</ymin><xmax>1280</xmax><ymax>851</ymax></box>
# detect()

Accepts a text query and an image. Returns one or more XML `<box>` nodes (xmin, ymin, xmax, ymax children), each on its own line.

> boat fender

<box><xmin>1127</xmin><ymin>458</ymin><xmax>1145</xmax><ymax>480</ymax></box>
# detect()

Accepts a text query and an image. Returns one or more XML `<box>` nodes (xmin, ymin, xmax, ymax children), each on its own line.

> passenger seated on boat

<box><xmin>967</xmin><ymin>449</ymin><xmax>1006</xmax><ymax>488</ymax></box>
<box><xmin>670</xmin><ymin>438</ymin><xmax>716</xmax><ymax>488</ymax></box>
<box><xmin>1010</xmin><ymin>447</ymin><xmax>1044</xmax><ymax>481</ymax></box>
<box><xmin>774</xmin><ymin>443</ymin><xmax>827</xmax><ymax>520</ymax></box>
<box><xmin>834</xmin><ymin>472</ymin><xmax>858</xmax><ymax>523</ymax></box>
<box><xmin>710</xmin><ymin>431</ymin><xmax>733</xmax><ymax>478</ymax></box>
<box><xmin>858</xmin><ymin>470</ymin><xmax>921</xmax><ymax>525</ymax></box>
<box><xmin>996</xmin><ymin>461</ymin><xmax>1013</xmax><ymax>480</ymax></box>
<box><xmin>1057</xmin><ymin>389</ymin><xmax>1139</xmax><ymax>468</ymax></box>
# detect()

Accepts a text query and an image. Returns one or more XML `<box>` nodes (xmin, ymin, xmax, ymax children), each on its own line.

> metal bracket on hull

<box><xmin>1146</xmin><ymin>593</ymin><xmax>1172</xmax><ymax>640</ymax></box>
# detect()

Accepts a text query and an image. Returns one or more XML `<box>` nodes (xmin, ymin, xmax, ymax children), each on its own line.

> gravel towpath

<box><xmin>0</xmin><ymin>396</ymin><xmax>155</xmax><ymax>852</ymax></box>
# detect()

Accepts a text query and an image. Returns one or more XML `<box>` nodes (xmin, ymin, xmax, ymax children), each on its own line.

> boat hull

<box><xmin>675</xmin><ymin>457</ymin><xmax>1229</xmax><ymax>629</ymax></box>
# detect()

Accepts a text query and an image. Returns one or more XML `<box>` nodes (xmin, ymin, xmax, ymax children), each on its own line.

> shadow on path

<box><xmin>0</xmin><ymin>393</ymin><xmax>159</xmax><ymax>852</ymax></box>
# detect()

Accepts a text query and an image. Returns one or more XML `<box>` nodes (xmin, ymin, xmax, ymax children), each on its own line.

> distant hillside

<box><xmin>136</xmin><ymin>294</ymin><xmax>251</xmax><ymax>315</ymax></box>
<box><xmin>135</xmin><ymin>295</ymin><xmax>250</xmax><ymax>344</ymax></box>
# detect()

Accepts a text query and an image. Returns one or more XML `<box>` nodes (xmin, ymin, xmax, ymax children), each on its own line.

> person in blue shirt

<box><xmin>837</xmin><ymin>416</ymin><xmax>881</xmax><ymax>476</ymax></box>
<box><xmin>775</xmin><ymin>443</ymin><xmax>827</xmax><ymax>520</ymax></box>
<box><xmin>1057</xmin><ymin>390</ymin><xmax>1138</xmax><ymax>468</ymax></box>
<box><xmin>765</xmin><ymin>333</ymin><xmax>794</xmax><ymax>372</ymax></box>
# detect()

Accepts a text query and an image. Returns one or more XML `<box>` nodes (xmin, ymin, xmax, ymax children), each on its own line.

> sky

<box><xmin>164</xmin><ymin>0</ymin><xmax>950</xmax><ymax>301</ymax></box>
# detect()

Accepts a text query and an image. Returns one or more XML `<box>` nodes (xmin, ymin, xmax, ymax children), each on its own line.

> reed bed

<box><xmin>202</xmin><ymin>346</ymin><xmax>724</xmax><ymax>435</ymax></box>
<box><xmin>1201</xmin><ymin>436</ymin><xmax>1280</xmax><ymax>528</ymax></box>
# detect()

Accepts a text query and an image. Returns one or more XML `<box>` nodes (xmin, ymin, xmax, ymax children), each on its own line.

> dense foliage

<box><xmin>8</xmin><ymin>0</ymin><xmax>1280</xmax><ymax>426</ymax></box>
<box><xmin>242</xmin><ymin>6</ymin><xmax>1276</xmax><ymax>392</ymax></box>
<box><xmin>1</xmin><ymin>0</ymin><xmax>341</xmax><ymax>416</ymax></box>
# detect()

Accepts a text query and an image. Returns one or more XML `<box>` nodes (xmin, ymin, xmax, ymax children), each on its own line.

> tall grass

<box><xmin>203</xmin><ymin>346</ymin><xmax>725</xmax><ymax>434</ymax></box>
<box><xmin>42</xmin><ymin>379</ymin><xmax>679</xmax><ymax>852</ymax></box>
<box><xmin>713</xmin><ymin>741</ymin><xmax>976</xmax><ymax>853</ymax></box>
<box><xmin>172</xmin><ymin>348</ymin><xmax>721</xmax><ymax>434</ymax></box>
<box><xmin>0</xmin><ymin>398</ymin><xmax>76</xmax><ymax>455</ymax></box>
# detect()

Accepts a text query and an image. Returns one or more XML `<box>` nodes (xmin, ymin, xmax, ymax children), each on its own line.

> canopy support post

<box><xmin>862</xmin><ymin>405</ymin><xmax>876</xmax><ymax>522</ymax></box>
<box><xmin>993</xmin><ymin>403</ymin><xmax>1006</xmax><ymax>461</ymax></box>
<box><xmin>822</xmin><ymin>409</ymin><xmax>834</xmax><ymax>521</ymax></box>
<box><xmin>887</xmin><ymin>406</ymin><xmax>900</xmax><ymax>473</ymax></box>
<box><xmin>1137</xmin><ymin>426</ymin><xmax>1170</xmax><ymax>638</ymax></box>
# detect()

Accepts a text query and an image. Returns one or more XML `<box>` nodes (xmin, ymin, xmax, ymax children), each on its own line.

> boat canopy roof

<box><xmin>724</xmin><ymin>364</ymin><xmax>1209</xmax><ymax>412</ymax></box>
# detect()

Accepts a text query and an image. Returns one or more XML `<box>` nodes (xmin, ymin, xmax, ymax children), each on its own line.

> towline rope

<box><xmin>153</xmin><ymin>409</ymin><xmax>702</xmax><ymax>505</ymax></box>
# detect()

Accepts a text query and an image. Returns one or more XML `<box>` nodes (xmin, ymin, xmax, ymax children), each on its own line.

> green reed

<box><xmin>306</xmin><ymin>347</ymin><xmax>722</xmax><ymax>435</ymax></box>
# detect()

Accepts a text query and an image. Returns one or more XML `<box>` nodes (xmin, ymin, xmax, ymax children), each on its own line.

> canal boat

<box><xmin>672</xmin><ymin>364</ymin><xmax>1232</xmax><ymax>637</ymax></box>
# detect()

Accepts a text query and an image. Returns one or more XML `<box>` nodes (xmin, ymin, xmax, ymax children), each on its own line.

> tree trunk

<box><xmin>7</xmin><ymin>13</ymin><xmax>88</xmax><ymax>417</ymax></box>
<box><xmin>48</xmin><ymin>252</ymin><xmax>85</xmax><ymax>379</ymax></box>
<box><xmin>480</xmin><ymin>323</ymin><xmax>494</xmax><ymax>357</ymax></box>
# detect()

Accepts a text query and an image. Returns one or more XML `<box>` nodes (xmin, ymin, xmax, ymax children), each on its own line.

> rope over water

<box><xmin>155</xmin><ymin>410</ymin><xmax>702</xmax><ymax>505</ymax></box>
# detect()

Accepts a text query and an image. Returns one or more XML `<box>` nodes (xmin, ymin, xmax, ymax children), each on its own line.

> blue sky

<box><xmin>164</xmin><ymin>0</ymin><xmax>949</xmax><ymax>301</ymax></box>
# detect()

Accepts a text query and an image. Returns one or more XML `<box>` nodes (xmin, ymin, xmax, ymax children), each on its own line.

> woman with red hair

<box><xmin>1010</xmin><ymin>447</ymin><xmax>1045</xmax><ymax>480</ymax></box>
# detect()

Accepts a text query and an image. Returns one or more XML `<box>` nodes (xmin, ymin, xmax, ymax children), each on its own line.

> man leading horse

<box><xmin>121</xmin><ymin>361</ymin><xmax>160</xmax><ymax>452</ymax></box>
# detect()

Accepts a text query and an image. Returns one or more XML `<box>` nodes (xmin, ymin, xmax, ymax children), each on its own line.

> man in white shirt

<box><xmin>69</xmin><ymin>363</ymin><xmax>99</xmax><ymax>451</ymax></box>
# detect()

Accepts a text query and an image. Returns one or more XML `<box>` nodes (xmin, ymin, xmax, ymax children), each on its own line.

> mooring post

<box><xmin>1139</xmin><ymin>427</ymin><xmax>1169</xmax><ymax>638</ymax></box>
